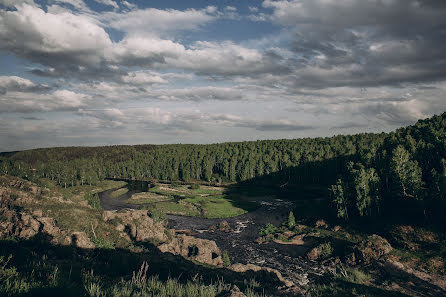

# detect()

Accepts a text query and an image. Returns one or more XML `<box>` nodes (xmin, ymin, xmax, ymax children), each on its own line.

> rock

<box><xmin>70</xmin><ymin>232</ymin><xmax>95</xmax><ymax>249</ymax></box>
<box><xmin>209</xmin><ymin>221</ymin><xmax>232</xmax><ymax>233</ymax></box>
<box><xmin>355</xmin><ymin>234</ymin><xmax>392</xmax><ymax>264</ymax></box>
<box><xmin>103</xmin><ymin>210</ymin><xmax>168</xmax><ymax>243</ymax></box>
<box><xmin>158</xmin><ymin>235</ymin><xmax>223</xmax><ymax>267</ymax></box>
<box><xmin>115</xmin><ymin>223</ymin><xmax>125</xmax><ymax>232</ymax></box>
<box><xmin>220</xmin><ymin>285</ymin><xmax>246</xmax><ymax>297</ymax></box>
<box><xmin>37</xmin><ymin>217</ymin><xmax>60</xmax><ymax>237</ymax></box>
<box><xmin>315</xmin><ymin>219</ymin><xmax>328</xmax><ymax>229</ymax></box>
<box><xmin>332</xmin><ymin>225</ymin><xmax>341</xmax><ymax>232</ymax></box>
<box><xmin>32</xmin><ymin>209</ymin><xmax>43</xmax><ymax>217</ymax></box>
<box><xmin>228</xmin><ymin>263</ymin><xmax>294</xmax><ymax>288</ymax></box>
<box><xmin>307</xmin><ymin>247</ymin><xmax>321</xmax><ymax>261</ymax></box>
<box><xmin>254</xmin><ymin>237</ymin><xmax>264</xmax><ymax>244</ymax></box>
<box><xmin>79</xmin><ymin>200</ymin><xmax>89</xmax><ymax>207</ymax></box>
<box><xmin>382</xmin><ymin>260</ymin><xmax>446</xmax><ymax>292</ymax></box>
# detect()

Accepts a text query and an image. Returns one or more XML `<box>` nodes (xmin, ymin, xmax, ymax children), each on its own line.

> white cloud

<box><xmin>101</xmin><ymin>7</ymin><xmax>215</xmax><ymax>36</ymax></box>
<box><xmin>0</xmin><ymin>88</ymin><xmax>90</xmax><ymax>112</ymax></box>
<box><xmin>121</xmin><ymin>71</ymin><xmax>167</xmax><ymax>85</ymax></box>
<box><xmin>0</xmin><ymin>4</ymin><xmax>111</xmax><ymax>65</ymax></box>
<box><xmin>92</xmin><ymin>0</ymin><xmax>119</xmax><ymax>10</ymax></box>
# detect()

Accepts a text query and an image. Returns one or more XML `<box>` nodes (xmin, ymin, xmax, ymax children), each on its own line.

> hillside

<box><xmin>1</xmin><ymin>112</ymin><xmax>446</xmax><ymax>296</ymax></box>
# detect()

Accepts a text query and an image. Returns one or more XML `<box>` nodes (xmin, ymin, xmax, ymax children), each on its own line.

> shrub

<box><xmin>259</xmin><ymin>223</ymin><xmax>278</xmax><ymax>236</ymax></box>
<box><xmin>319</xmin><ymin>242</ymin><xmax>334</xmax><ymax>258</ymax></box>
<box><xmin>222</xmin><ymin>250</ymin><xmax>231</xmax><ymax>267</ymax></box>
<box><xmin>190</xmin><ymin>184</ymin><xmax>200</xmax><ymax>190</ymax></box>
<box><xmin>85</xmin><ymin>192</ymin><xmax>101</xmax><ymax>209</ymax></box>
<box><xmin>287</xmin><ymin>211</ymin><xmax>296</xmax><ymax>229</ymax></box>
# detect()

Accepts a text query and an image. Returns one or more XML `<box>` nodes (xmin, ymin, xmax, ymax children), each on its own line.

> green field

<box><xmin>131</xmin><ymin>183</ymin><xmax>257</xmax><ymax>218</ymax></box>
<box><xmin>110</xmin><ymin>187</ymin><xmax>129</xmax><ymax>199</ymax></box>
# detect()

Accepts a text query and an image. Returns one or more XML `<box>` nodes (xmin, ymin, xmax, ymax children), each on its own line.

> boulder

<box><xmin>332</xmin><ymin>225</ymin><xmax>342</xmax><ymax>232</ymax></box>
<box><xmin>228</xmin><ymin>263</ymin><xmax>294</xmax><ymax>288</ymax></box>
<box><xmin>219</xmin><ymin>285</ymin><xmax>247</xmax><ymax>297</ymax></box>
<box><xmin>103</xmin><ymin>210</ymin><xmax>168</xmax><ymax>243</ymax></box>
<box><xmin>355</xmin><ymin>234</ymin><xmax>392</xmax><ymax>264</ymax></box>
<box><xmin>158</xmin><ymin>235</ymin><xmax>223</xmax><ymax>267</ymax></box>
<box><xmin>315</xmin><ymin>220</ymin><xmax>328</xmax><ymax>229</ymax></box>
<box><xmin>69</xmin><ymin>232</ymin><xmax>95</xmax><ymax>249</ymax></box>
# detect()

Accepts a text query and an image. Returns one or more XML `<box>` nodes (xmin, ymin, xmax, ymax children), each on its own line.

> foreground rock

<box><xmin>229</xmin><ymin>263</ymin><xmax>294</xmax><ymax>288</ymax></box>
<box><xmin>354</xmin><ymin>234</ymin><xmax>392</xmax><ymax>264</ymax></box>
<box><xmin>103</xmin><ymin>210</ymin><xmax>170</xmax><ymax>243</ymax></box>
<box><xmin>219</xmin><ymin>285</ymin><xmax>247</xmax><ymax>297</ymax></box>
<box><xmin>159</xmin><ymin>235</ymin><xmax>223</xmax><ymax>266</ymax></box>
<box><xmin>103</xmin><ymin>210</ymin><xmax>224</xmax><ymax>266</ymax></box>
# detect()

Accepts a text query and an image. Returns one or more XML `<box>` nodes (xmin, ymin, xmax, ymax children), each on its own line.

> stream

<box><xmin>98</xmin><ymin>180</ymin><xmax>325</xmax><ymax>288</ymax></box>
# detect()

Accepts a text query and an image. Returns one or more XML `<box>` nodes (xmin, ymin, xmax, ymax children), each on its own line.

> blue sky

<box><xmin>1</xmin><ymin>0</ymin><xmax>446</xmax><ymax>151</ymax></box>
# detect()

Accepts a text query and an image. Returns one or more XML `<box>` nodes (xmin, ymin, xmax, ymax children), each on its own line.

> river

<box><xmin>98</xmin><ymin>180</ymin><xmax>324</xmax><ymax>287</ymax></box>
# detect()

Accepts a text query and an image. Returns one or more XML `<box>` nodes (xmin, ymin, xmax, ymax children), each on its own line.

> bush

<box><xmin>335</xmin><ymin>264</ymin><xmax>371</xmax><ymax>284</ymax></box>
<box><xmin>259</xmin><ymin>223</ymin><xmax>278</xmax><ymax>236</ymax></box>
<box><xmin>85</xmin><ymin>192</ymin><xmax>101</xmax><ymax>209</ymax></box>
<box><xmin>287</xmin><ymin>211</ymin><xmax>295</xmax><ymax>229</ymax></box>
<box><xmin>222</xmin><ymin>250</ymin><xmax>231</xmax><ymax>267</ymax></box>
<box><xmin>319</xmin><ymin>242</ymin><xmax>334</xmax><ymax>258</ymax></box>
<box><xmin>189</xmin><ymin>184</ymin><xmax>200</xmax><ymax>190</ymax></box>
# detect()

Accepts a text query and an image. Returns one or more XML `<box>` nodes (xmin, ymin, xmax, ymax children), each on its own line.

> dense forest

<box><xmin>1</xmin><ymin>112</ymin><xmax>446</xmax><ymax>221</ymax></box>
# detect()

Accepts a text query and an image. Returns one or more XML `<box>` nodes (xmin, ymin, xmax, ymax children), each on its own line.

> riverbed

<box><xmin>98</xmin><ymin>180</ymin><xmax>324</xmax><ymax>287</ymax></box>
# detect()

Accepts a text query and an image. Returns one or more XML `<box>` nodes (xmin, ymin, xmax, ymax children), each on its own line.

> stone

<box><xmin>220</xmin><ymin>285</ymin><xmax>247</xmax><ymax>297</ymax></box>
<box><xmin>158</xmin><ymin>234</ymin><xmax>223</xmax><ymax>266</ymax></box>
<box><xmin>332</xmin><ymin>225</ymin><xmax>341</xmax><ymax>232</ymax></box>
<box><xmin>355</xmin><ymin>234</ymin><xmax>392</xmax><ymax>264</ymax></box>
<box><xmin>228</xmin><ymin>263</ymin><xmax>294</xmax><ymax>288</ymax></box>
<box><xmin>70</xmin><ymin>232</ymin><xmax>95</xmax><ymax>249</ymax></box>
<box><xmin>315</xmin><ymin>220</ymin><xmax>328</xmax><ymax>229</ymax></box>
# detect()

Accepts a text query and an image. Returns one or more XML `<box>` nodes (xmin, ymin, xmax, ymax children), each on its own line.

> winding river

<box><xmin>98</xmin><ymin>180</ymin><xmax>324</xmax><ymax>287</ymax></box>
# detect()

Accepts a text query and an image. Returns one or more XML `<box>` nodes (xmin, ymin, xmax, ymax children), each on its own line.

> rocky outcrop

<box><xmin>219</xmin><ymin>285</ymin><xmax>247</xmax><ymax>297</ymax></box>
<box><xmin>6</xmin><ymin>178</ymin><xmax>42</xmax><ymax>196</ymax></box>
<box><xmin>1</xmin><ymin>188</ymin><xmax>59</xmax><ymax>241</ymax></box>
<box><xmin>103</xmin><ymin>210</ymin><xmax>170</xmax><ymax>243</ymax></box>
<box><xmin>355</xmin><ymin>234</ymin><xmax>392</xmax><ymax>264</ymax></box>
<box><xmin>228</xmin><ymin>263</ymin><xmax>294</xmax><ymax>288</ymax></box>
<box><xmin>158</xmin><ymin>235</ymin><xmax>223</xmax><ymax>267</ymax></box>
<box><xmin>66</xmin><ymin>232</ymin><xmax>95</xmax><ymax>249</ymax></box>
<box><xmin>104</xmin><ymin>210</ymin><xmax>224</xmax><ymax>267</ymax></box>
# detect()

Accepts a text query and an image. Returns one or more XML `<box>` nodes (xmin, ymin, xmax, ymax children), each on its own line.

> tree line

<box><xmin>1</xmin><ymin>112</ymin><xmax>446</xmax><ymax>219</ymax></box>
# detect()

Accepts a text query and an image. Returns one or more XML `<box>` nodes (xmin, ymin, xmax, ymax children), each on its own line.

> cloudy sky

<box><xmin>1</xmin><ymin>0</ymin><xmax>446</xmax><ymax>151</ymax></box>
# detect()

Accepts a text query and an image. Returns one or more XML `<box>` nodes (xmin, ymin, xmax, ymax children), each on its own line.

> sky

<box><xmin>0</xmin><ymin>0</ymin><xmax>446</xmax><ymax>152</ymax></box>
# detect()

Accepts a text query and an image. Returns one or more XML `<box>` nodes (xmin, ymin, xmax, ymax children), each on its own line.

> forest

<box><xmin>1</xmin><ymin>112</ymin><xmax>446</xmax><ymax>222</ymax></box>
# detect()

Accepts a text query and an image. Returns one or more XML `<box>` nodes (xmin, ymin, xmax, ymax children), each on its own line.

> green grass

<box><xmin>110</xmin><ymin>188</ymin><xmax>129</xmax><ymax>199</ymax></box>
<box><xmin>0</xmin><ymin>252</ymin><xmax>272</xmax><ymax>297</ymax></box>
<box><xmin>135</xmin><ymin>183</ymin><xmax>257</xmax><ymax>219</ymax></box>
<box><xmin>125</xmin><ymin>192</ymin><xmax>172</xmax><ymax>204</ymax></box>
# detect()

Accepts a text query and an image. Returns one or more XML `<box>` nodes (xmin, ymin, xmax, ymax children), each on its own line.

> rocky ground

<box><xmin>2</xmin><ymin>175</ymin><xmax>446</xmax><ymax>296</ymax></box>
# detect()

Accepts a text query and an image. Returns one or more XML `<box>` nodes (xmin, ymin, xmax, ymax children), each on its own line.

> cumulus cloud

<box><xmin>101</xmin><ymin>6</ymin><xmax>216</xmax><ymax>36</ymax></box>
<box><xmin>92</xmin><ymin>0</ymin><xmax>119</xmax><ymax>10</ymax></box>
<box><xmin>0</xmin><ymin>87</ymin><xmax>90</xmax><ymax>113</ymax></box>
<box><xmin>261</xmin><ymin>0</ymin><xmax>446</xmax><ymax>88</ymax></box>
<box><xmin>0</xmin><ymin>76</ymin><xmax>51</xmax><ymax>94</ymax></box>
<box><xmin>84</xmin><ymin>107</ymin><xmax>314</xmax><ymax>133</ymax></box>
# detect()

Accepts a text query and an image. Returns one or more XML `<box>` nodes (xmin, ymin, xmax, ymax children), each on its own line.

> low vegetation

<box><xmin>110</xmin><ymin>187</ymin><xmax>129</xmax><ymax>199</ymax></box>
<box><xmin>134</xmin><ymin>183</ymin><xmax>257</xmax><ymax>219</ymax></box>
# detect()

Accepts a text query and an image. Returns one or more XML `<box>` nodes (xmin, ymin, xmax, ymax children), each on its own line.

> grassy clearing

<box><xmin>110</xmin><ymin>188</ymin><xmax>129</xmax><ymax>199</ymax></box>
<box><xmin>135</xmin><ymin>183</ymin><xmax>257</xmax><ymax>218</ymax></box>
<box><xmin>125</xmin><ymin>192</ymin><xmax>172</xmax><ymax>204</ymax></box>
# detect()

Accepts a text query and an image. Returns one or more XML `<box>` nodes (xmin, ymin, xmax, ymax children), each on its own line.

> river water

<box><xmin>98</xmin><ymin>180</ymin><xmax>324</xmax><ymax>287</ymax></box>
